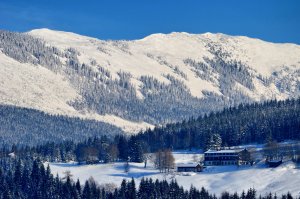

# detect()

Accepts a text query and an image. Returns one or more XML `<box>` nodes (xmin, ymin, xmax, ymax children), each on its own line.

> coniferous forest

<box><xmin>1</xmin><ymin>98</ymin><xmax>299</xmax><ymax>149</ymax></box>
<box><xmin>0</xmin><ymin>105</ymin><xmax>122</xmax><ymax>147</ymax></box>
<box><xmin>0</xmin><ymin>157</ymin><xmax>297</xmax><ymax>199</ymax></box>
<box><xmin>0</xmin><ymin>98</ymin><xmax>299</xmax><ymax>198</ymax></box>
<box><xmin>136</xmin><ymin>98</ymin><xmax>300</xmax><ymax>151</ymax></box>
<box><xmin>1</xmin><ymin>98</ymin><xmax>299</xmax><ymax>163</ymax></box>
<box><xmin>1</xmin><ymin>1</ymin><xmax>300</xmax><ymax>198</ymax></box>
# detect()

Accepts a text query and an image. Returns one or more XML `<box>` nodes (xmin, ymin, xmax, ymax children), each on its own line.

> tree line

<box><xmin>2</xmin><ymin>135</ymin><xmax>143</xmax><ymax>164</ymax></box>
<box><xmin>0</xmin><ymin>104</ymin><xmax>122</xmax><ymax>147</ymax></box>
<box><xmin>2</xmin><ymin>98</ymin><xmax>300</xmax><ymax>166</ymax></box>
<box><xmin>134</xmin><ymin>98</ymin><xmax>300</xmax><ymax>151</ymax></box>
<box><xmin>0</xmin><ymin>157</ymin><xmax>297</xmax><ymax>199</ymax></box>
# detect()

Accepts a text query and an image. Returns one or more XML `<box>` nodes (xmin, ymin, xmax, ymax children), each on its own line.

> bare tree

<box><xmin>99</xmin><ymin>183</ymin><xmax>117</xmax><ymax>193</ymax></box>
<box><xmin>143</xmin><ymin>153</ymin><xmax>152</xmax><ymax>168</ymax></box>
<box><xmin>292</xmin><ymin>143</ymin><xmax>300</xmax><ymax>162</ymax></box>
<box><xmin>108</xmin><ymin>144</ymin><xmax>119</xmax><ymax>162</ymax></box>
<box><xmin>239</xmin><ymin>149</ymin><xmax>254</xmax><ymax>165</ymax></box>
<box><xmin>85</xmin><ymin>146</ymin><xmax>99</xmax><ymax>164</ymax></box>
<box><xmin>124</xmin><ymin>161</ymin><xmax>130</xmax><ymax>173</ymax></box>
<box><xmin>154</xmin><ymin>150</ymin><xmax>164</xmax><ymax>172</ymax></box>
<box><xmin>62</xmin><ymin>170</ymin><xmax>73</xmax><ymax>182</ymax></box>
<box><xmin>154</xmin><ymin>149</ymin><xmax>175</xmax><ymax>173</ymax></box>
<box><xmin>164</xmin><ymin>149</ymin><xmax>175</xmax><ymax>173</ymax></box>
<box><xmin>88</xmin><ymin>176</ymin><xmax>99</xmax><ymax>188</ymax></box>
<box><xmin>264</xmin><ymin>141</ymin><xmax>281</xmax><ymax>161</ymax></box>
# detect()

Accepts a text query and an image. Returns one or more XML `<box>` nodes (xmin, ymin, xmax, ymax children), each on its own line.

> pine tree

<box><xmin>82</xmin><ymin>181</ymin><xmax>91</xmax><ymax>199</ymax></box>
<box><xmin>3</xmin><ymin>187</ymin><xmax>13</xmax><ymax>199</ymax></box>
<box><xmin>76</xmin><ymin>179</ymin><xmax>82</xmax><ymax>194</ymax></box>
<box><xmin>14</xmin><ymin>160</ymin><xmax>22</xmax><ymax>189</ymax></box>
<box><xmin>119</xmin><ymin>179</ymin><xmax>127</xmax><ymax>199</ymax></box>
<box><xmin>128</xmin><ymin>136</ymin><xmax>144</xmax><ymax>163</ymax></box>
<box><xmin>129</xmin><ymin>178</ymin><xmax>136</xmax><ymax>199</ymax></box>
<box><xmin>118</xmin><ymin>136</ymin><xmax>129</xmax><ymax>161</ymax></box>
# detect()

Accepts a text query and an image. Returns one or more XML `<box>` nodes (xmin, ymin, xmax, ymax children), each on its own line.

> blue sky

<box><xmin>0</xmin><ymin>0</ymin><xmax>299</xmax><ymax>43</ymax></box>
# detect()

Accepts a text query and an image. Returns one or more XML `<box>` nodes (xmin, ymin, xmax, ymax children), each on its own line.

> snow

<box><xmin>0</xmin><ymin>53</ymin><xmax>153</xmax><ymax>133</ymax></box>
<box><xmin>86</xmin><ymin>113</ymin><xmax>154</xmax><ymax>134</ymax></box>
<box><xmin>8</xmin><ymin>152</ymin><xmax>16</xmax><ymax>158</ymax></box>
<box><xmin>28</xmin><ymin>28</ymin><xmax>300</xmax><ymax>101</ymax></box>
<box><xmin>0</xmin><ymin>53</ymin><xmax>80</xmax><ymax>116</ymax></box>
<box><xmin>2</xmin><ymin>28</ymin><xmax>300</xmax><ymax>133</ymax></box>
<box><xmin>48</xmin><ymin>151</ymin><xmax>300</xmax><ymax>197</ymax></box>
<box><xmin>201</xmin><ymin>32</ymin><xmax>300</xmax><ymax>77</ymax></box>
<box><xmin>204</xmin><ymin>149</ymin><xmax>242</xmax><ymax>153</ymax></box>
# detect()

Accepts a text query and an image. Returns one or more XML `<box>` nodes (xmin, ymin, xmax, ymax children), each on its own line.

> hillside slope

<box><xmin>1</xmin><ymin>29</ymin><xmax>300</xmax><ymax>133</ymax></box>
<box><xmin>0</xmin><ymin>105</ymin><xmax>123</xmax><ymax>146</ymax></box>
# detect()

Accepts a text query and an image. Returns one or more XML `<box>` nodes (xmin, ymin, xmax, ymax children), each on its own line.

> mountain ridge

<box><xmin>1</xmin><ymin>29</ymin><xmax>300</xmax><ymax>133</ymax></box>
<box><xmin>29</xmin><ymin>28</ymin><xmax>300</xmax><ymax>46</ymax></box>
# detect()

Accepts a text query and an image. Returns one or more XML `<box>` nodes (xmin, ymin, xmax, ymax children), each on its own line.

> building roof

<box><xmin>268</xmin><ymin>160</ymin><xmax>282</xmax><ymax>163</ymax></box>
<box><xmin>204</xmin><ymin>149</ymin><xmax>244</xmax><ymax>154</ymax></box>
<box><xmin>176</xmin><ymin>163</ymin><xmax>201</xmax><ymax>168</ymax></box>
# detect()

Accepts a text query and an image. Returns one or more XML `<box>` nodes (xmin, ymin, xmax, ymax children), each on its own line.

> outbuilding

<box><xmin>177</xmin><ymin>163</ymin><xmax>203</xmax><ymax>172</ymax></box>
<box><xmin>266</xmin><ymin>160</ymin><xmax>282</xmax><ymax>167</ymax></box>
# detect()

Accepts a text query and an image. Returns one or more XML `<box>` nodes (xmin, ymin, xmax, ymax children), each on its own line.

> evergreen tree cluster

<box><xmin>0</xmin><ymin>157</ymin><xmax>105</xmax><ymax>199</ymax></box>
<box><xmin>135</xmin><ymin>99</ymin><xmax>300</xmax><ymax>151</ymax></box>
<box><xmin>0</xmin><ymin>30</ymin><xmax>62</xmax><ymax>71</ymax></box>
<box><xmin>2</xmin><ymin>98</ymin><xmax>299</xmax><ymax>163</ymax></box>
<box><xmin>0</xmin><ymin>157</ymin><xmax>297</xmax><ymax>199</ymax></box>
<box><xmin>0</xmin><ymin>105</ymin><xmax>123</xmax><ymax>147</ymax></box>
<box><xmin>5</xmin><ymin>135</ymin><xmax>145</xmax><ymax>164</ymax></box>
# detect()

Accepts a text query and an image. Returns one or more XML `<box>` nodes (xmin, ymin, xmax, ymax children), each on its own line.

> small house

<box><xmin>266</xmin><ymin>160</ymin><xmax>282</xmax><ymax>167</ymax></box>
<box><xmin>177</xmin><ymin>163</ymin><xmax>203</xmax><ymax>172</ymax></box>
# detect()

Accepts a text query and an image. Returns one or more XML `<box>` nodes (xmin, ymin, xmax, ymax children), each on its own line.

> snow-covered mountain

<box><xmin>1</xmin><ymin>28</ymin><xmax>300</xmax><ymax>133</ymax></box>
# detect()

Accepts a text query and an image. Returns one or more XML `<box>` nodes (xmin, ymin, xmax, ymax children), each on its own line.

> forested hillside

<box><xmin>135</xmin><ymin>98</ymin><xmax>300</xmax><ymax>151</ymax></box>
<box><xmin>0</xmin><ymin>98</ymin><xmax>299</xmax><ymax>149</ymax></box>
<box><xmin>4</xmin><ymin>98</ymin><xmax>299</xmax><ymax>164</ymax></box>
<box><xmin>0</xmin><ymin>105</ymin><xmax>123</xmax><ymax>147</ymax></box>
<box><xmin>1</xmin><ymin>29</ymin><xmax>300</xmax><ymax>133</ymax></box>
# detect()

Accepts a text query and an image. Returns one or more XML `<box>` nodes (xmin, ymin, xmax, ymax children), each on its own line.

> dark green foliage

<box><xmin>117</xmin><ymin>135</ymin><xmax>129</xmax><ymax>161</ymax></box>
<box><xmin>128</xmin><ymin>136</ymin><xmax>144</xmax><ymax>163</ymax></box>
<box><xmin>0</xmin><ymin>105</ymin><xmax>123</xmax><ymax>147</ymax></box>
<box><xmin>1</xmin><ymin>155</ymin><xmax>295</xmax><ymax>198</ymax></box>
<box><xmin>1</xmin><ymin>30</ymin><xmax>299</xmax><ymax>151</ymax></box>
<box><xmin>136</xmin><ymin>98</ymin><xmax>300</xmax><ymax>151</ymax></box>
<box><xmin>4</xmin><ymin>98</ymin><xmax>299</xmax><ymax>165</ymax></box>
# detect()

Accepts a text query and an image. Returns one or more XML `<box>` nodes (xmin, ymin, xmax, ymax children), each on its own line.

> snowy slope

<box><xmin>29</xmin><ymin>28</ymin><xmax>300</xmax><ymax>99</ymax></box>
<box><xmin>48</xmin><ymin>153</ymin><xmax>300</xmax><ymax>197</ymax></box>
<box><xmin>1</xmin><ymin>28</ymin><xmax>300</xmax><ymax>133</ymax></box>
<box><xmin>0</xmin><ymin>53</ymin><xmax>79</xmax><ymax>115</ymax></box>
<box><xmin>0</xmin><ymin>52</ymin><xmax>153</xmax><ymax>133</ymax></box>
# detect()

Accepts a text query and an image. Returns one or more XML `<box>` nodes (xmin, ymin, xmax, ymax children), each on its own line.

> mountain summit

<box><xmin>1</xmin><ymin>29</ymin><xmax>299</xmax><ymax>132</ymax></box>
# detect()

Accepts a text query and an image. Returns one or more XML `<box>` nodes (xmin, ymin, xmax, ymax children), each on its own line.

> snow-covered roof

<box><xmin>204</xmin><ymin>149</ymin><xmax>244</xmax><ymax>154</ymax></box>
<box><xmin>176</xmin><ymin>163</ymin><xmax>201</xmax><ymax>168</ymax></box>
<box><xmin>8</xmin><ymin>152</ymin><xmax>16</xmax><ymax>158</ymax></box>
<box><xmin>268</xmin><ymin>160</ymin><xmax>282</xmax><ymax>163</ymax></box>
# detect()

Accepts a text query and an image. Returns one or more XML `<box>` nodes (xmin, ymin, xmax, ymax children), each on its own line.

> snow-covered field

<box><xmin>48</xmin><ymin>151</ymin><xmax>300</xmax><ymax>197</ymax></box>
